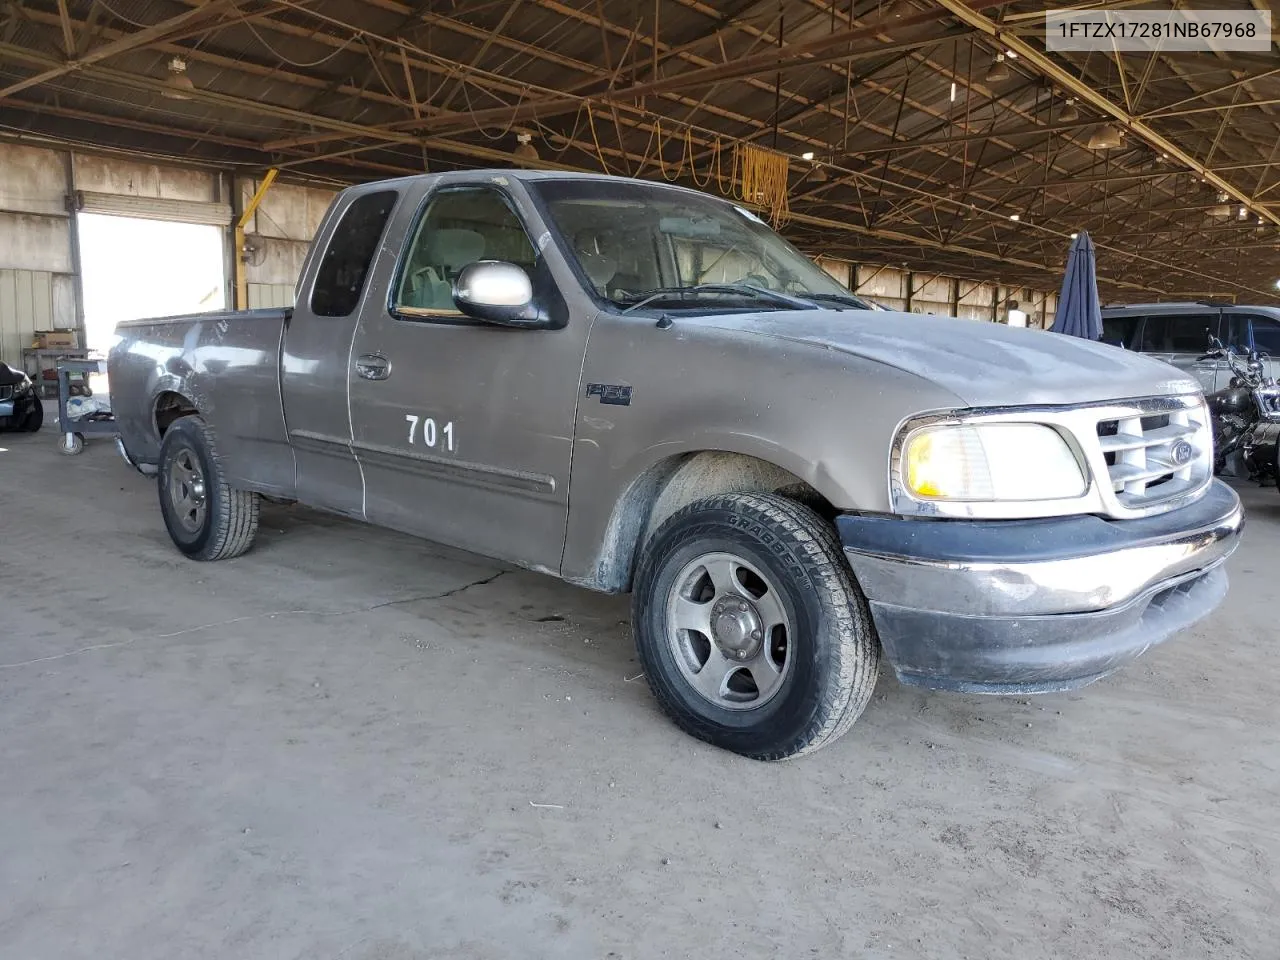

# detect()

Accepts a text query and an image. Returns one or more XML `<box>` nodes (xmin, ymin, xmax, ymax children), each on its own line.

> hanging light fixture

<box><xmin>800</xmin><ymin>152</ymin><xmax>828</xmax><ymax>182</ymax></box>
<box><xmin>985</xmin><ymin>53</ymin><xmax>1010</xmax><ymax>83</ymax></box>
<box><xmin>1058</xmin><ymin>98</ymin><xmax>1079</xmax><ymax>123</ymax></box>
<box><xmin>1087</xmin><ymin>123</ymin><xmax>1123</xmax><ymax>150</ymax></box>
<box><xmin>162</xmin><ymin>56</ymin><xmax>195</xmax><ymax>100</ymax></box>
<box><xmin>1208</xmin><ymin>204</ymin><xmax>1233</xmax><ymax>218</ymax></box>
<box><xmin>512</xmin><ymin>132</ymin><xmax>539</xmax><ymax>165</ymax></box>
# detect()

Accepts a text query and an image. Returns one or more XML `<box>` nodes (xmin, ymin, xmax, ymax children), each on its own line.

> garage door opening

<box><xmin>78</xmin><ymin>213</ymin><xmax>225</xmax><ymax>353</ymax></box>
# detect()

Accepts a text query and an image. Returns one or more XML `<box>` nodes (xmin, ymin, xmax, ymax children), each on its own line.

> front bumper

<box><xmin>837</xmin><ymin>479</ymin><xmax>1244</xmax><ymax>694</ymax></box>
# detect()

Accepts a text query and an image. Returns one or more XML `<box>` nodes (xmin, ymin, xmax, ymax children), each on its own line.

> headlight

<box><xmin>903</xmin><ymin>422</ymin><xmax>1086</xmax><ymax>502</ymax></box>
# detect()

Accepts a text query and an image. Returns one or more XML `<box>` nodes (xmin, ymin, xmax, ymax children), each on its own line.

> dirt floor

<box><xmin>1</xmin><ymin>428</ymin><xmax>1276</xmax><ymax>960</ymax></box>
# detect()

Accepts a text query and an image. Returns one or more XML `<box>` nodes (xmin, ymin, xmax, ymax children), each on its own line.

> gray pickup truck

<box><xmin>111</xmin><ymin>170</ymin><xmax>1243</xmax><ymax>760</ymax></box>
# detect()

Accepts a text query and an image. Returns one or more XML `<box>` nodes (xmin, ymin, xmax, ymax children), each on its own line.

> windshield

<box><xmin>526</xmin><ymin>178</ymin><xmax>871</xmax><ymax>311</ymax></box>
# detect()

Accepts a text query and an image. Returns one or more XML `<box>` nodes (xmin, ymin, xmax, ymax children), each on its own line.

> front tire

<box><xmin>632</xmin><ymin>493</ymin><xmax>880</xmax><ymax>761</ymax></box>
<box><xmin>158</xmin><ymin>415</ymin><xmax>259</xmax><ymax>561</ymax></box>
<box><xmin>19</xmin><ymin>394</ymin><xmax>42</xmax><ymax>432</ymax></box>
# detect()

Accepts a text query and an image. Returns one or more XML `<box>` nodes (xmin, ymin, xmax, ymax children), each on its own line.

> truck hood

<box><xmin>697</xmin><ymin>309</ymin><xmax>1199</xmax><ymax>408</ymax></box>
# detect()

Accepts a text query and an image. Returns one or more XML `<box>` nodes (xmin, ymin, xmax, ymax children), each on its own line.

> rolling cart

<box><xmin>54</xmin><ymin>358</ymin><xmax>115</xmax><ymax>455</ymax></box>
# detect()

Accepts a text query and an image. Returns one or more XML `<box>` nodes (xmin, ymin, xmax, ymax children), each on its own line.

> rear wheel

<box><xmin>158</xmin><ymin>415</ymin><xmax>259</xmax><ymax>561</ymax></box>
<box><xmin>632</xmin><ymin>493</ymin><xmax>880</xmax><ymax>761</ymax></box>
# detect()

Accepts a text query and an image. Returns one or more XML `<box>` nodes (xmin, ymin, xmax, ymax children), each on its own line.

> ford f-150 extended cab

<box><xmin>110</xmin><ymin>170</ymin><xmax>1243</xmax><ymax>760</ymax></box>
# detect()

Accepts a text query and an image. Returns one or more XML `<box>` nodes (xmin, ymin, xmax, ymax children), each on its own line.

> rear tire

<box><xmin>158</xmin><ymin>415</ymin><xmax>259</xmax><ymax>561</ymax></box>
<box><xmin>632</xmin><ymin>493</ymin><xmax>880</xmax><ymax>761</ymax></box>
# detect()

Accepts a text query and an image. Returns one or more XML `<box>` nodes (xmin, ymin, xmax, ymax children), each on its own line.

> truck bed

<box><xmin>109</xmin><ymin>307</ymin><xmax>297</xmax><ymax>498</ymax></box>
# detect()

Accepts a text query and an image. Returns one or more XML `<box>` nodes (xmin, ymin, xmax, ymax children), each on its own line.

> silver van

<box><xmin>1101</xmin><ymin>302</ymin><xmax>1280</xmax><ymax>392</ymax></box>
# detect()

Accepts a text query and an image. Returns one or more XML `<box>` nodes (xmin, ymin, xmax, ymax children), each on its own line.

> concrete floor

<box><xmin>1</xmin><ymin>430</ymin><xmax>1277</xmax><ymax>960</ymax></box>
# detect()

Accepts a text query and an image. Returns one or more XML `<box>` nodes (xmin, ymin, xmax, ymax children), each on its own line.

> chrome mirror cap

<box><xmin>454</xmin><ymin>260</ymin><xmax>540</xmax><ymax>325</ymax></box>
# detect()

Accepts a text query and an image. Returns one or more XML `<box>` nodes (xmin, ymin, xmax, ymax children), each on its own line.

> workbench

<box><xmin>22</xmin><ymin>347</ymin><xmax>90</xmax><ymax>398</ymax></box>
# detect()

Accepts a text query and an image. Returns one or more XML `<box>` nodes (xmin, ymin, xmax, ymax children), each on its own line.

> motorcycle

<box><xmin>0</xmin><ymin>361</ymin><xmax>43</xmax><ymax>433</ymax></box>
<box><xmin>1201</xmin><ymin>337</ymin><xmax>1280</xmax><ymax>486</ymax></box>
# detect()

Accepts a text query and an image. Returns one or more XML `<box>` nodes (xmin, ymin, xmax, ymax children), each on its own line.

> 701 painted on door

<box><xmin>405</xmin><ymin>414</ymin><xmax>456</xmax><ymax>451</ymax></box>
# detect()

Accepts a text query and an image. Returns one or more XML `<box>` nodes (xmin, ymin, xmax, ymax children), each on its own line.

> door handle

<box><xmin>356</xmin><ymin>354</ymin><xmax>391</xmax><ymax>381</ymax></box>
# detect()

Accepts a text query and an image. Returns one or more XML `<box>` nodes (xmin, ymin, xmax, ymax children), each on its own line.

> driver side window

<box><xmin>394</xmin><ymin>187</ymin><xmax>537</xmax><ymax>318</ymax></box>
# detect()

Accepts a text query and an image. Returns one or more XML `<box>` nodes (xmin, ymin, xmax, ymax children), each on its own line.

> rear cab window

<box><xmin>311</xmin><ymin>190</ymin><xmax>399</xmax><ymax>318</ymax></box>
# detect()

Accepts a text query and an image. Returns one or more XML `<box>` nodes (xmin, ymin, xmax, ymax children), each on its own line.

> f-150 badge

<box><xmin>585</xmin><ymin>383</ymin><xmax>633</xmax><ymax>406</ymax></box>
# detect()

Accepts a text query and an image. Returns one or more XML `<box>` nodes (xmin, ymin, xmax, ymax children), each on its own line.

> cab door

<box><xmin>346</xmin><ymin>181</ymin><xmax>588</xmax><ymax>572</ymax></box>
<box><xmin>280</xmin><ymin>188</ymin><xmax>400</xmax><ymax>517</ymax></box>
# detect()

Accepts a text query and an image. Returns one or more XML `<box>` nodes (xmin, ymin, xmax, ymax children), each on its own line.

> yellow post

<box><xmin>234</xmin><ymin>167</ymin><xmax>279</xmax><ymax>310</ymax></box>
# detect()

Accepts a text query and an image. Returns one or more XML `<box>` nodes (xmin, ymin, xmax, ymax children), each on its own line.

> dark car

<box><xmin>0</xmin><ymin>362</ymin><xmax>43</xmax><ymax>433</ymax></box>
<box><xmin>1100</xmin><ymin>302</ymin><xmax>1280</xmax><ymax>392</ymax></box>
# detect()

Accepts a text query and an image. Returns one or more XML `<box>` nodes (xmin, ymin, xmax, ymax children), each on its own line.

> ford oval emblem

<box><xmin>1171</xmin><ymin>440</ymin><xmax>1195</xmax><ymax>466</ymax></box>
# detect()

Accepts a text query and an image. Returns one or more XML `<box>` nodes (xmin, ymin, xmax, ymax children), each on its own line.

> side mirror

<box><xmin>453</xmin><ymin>260</ymin><xmax>543</xmax><ymax>327</ymax></box>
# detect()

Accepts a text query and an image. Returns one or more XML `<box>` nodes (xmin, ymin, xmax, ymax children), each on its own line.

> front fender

<box><xmin>559</xmin><ymin>311</ymin><xmax>965</xmax><ymax>588</ymax></box>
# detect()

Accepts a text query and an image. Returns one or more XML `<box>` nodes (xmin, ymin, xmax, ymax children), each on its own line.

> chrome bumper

<box><xmin>847</xmin><ymin>489</ymin><xmax>1242</xmax><ymax>617</ymax></box>
<box><xmin>836</xmin><ymin>480</ymin><xmax>1244</xmax><ymax>693</ymax></box>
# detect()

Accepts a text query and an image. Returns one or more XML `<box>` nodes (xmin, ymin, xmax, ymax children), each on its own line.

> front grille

<box><xmin>1093</xmin><ymin>396</ymin><xmax>1211</xmax><ymax>511</ymax></box>
<box><xmin>0</xmin><ymin>384</ymin><xmax>12</xmax><ymax>401</ymax></box>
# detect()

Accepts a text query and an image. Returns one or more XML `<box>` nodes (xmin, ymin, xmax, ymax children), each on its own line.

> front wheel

<box><xmin>158</xmin><ymin>415</ymin><xmax>259</xmax><ymax>561</ymax></box>
<box><xmin>19</xmin><ymin>394</ymin><xmax>42</xmax><ymax>432</ymax></box>
<box><xmin>632</xmin><ymin>493</ymin><xmax>880</xmax><ymax>761</ymax></box>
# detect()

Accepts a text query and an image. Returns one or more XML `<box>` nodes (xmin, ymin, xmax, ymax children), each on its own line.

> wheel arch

<box><xmin>153</xmin><ymin>390</ymin><xmax>199</xmax><ymax>439</ymax></box>
<box><xmin>581</xmin><ymin>450</ymin><xmax>839</xmax><ymax>595</ymax></box>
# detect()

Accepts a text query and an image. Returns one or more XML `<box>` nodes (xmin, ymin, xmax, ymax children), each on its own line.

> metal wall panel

<box><xmin>245</xmin><ymin>237</ymin><xmax>308</xmax><ymax>287</ymax></box>
<box><xmin>0</xmin><ymin>211</ymin><xmax>72</xmax><ymax>274</ymax></box>
<box><xmin>243</xmin><ymin>179</ymin><xmax>334</xmax><ymax>240</ymax></box>
<box><xmin>73</xmin><ymin>154</ymin><xmax>216</xmax><ymax>203</ymax></box>
<box><xmin>957</xmin><ymin>280</ymin><xmax>997</xmax><ymax>322</ymax></box>
<box><xmin>247</xmin><ymin>283</ymin><xmax>295</xmax><ymax>308</ymax></box>
<box><xmin>0</xmin><ymin>143</ymin><xmax>67</xmax><ymax>217</ymax></box>
<box><xmin>0</xmin><ymin>269</ymin><xmax>55</xmax><ymax>364</ymax></box>
<box><xmin>815</xmin><ymin>256</ymin><xmax>850</xmax><ymax>287</ymax></box>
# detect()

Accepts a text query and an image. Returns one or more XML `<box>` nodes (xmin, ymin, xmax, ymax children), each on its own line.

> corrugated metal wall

<box><xmin>0</xmin><ymin>269</ymin><xmax>55</xmax><ymax>363</ymax></box>
<box><xmin>247</xmin><ymin>283</ymin><xmax>295</xmax><ymax>308</ymax></box>
<box><xmin>0</xmin><ymin>143</ymin><xmax>76</xmax><ymax>366</ymax></box>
